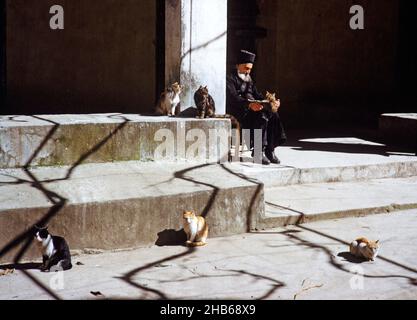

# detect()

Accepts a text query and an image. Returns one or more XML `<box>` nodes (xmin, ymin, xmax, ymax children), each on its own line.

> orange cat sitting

<box><xmin>182</xmin><ymin>211</ymin><xmax>209</xmax><ymax>247</ymax></box>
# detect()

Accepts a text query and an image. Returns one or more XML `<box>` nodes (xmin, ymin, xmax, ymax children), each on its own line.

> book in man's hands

<box><xmin>247</xmin><ymin>99</ymin><xmax>270</xmax><ymax>104</ymax></box>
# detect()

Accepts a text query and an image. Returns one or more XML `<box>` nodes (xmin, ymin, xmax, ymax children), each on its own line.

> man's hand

<box><xmin>249</xmin><ymin>102</ymin><xmax>264</xmax><ymax>112</ymax></box>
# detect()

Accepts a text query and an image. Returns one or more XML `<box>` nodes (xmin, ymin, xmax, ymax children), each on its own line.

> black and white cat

<box><xmin>34</xmin><ymin>226</ymin><xmax>72</xmax><ymax>272</ymax></box>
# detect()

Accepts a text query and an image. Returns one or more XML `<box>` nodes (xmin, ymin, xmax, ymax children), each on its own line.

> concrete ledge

<box><xmin>259</xmin><ymin>203</ymin><xmax>417</xmax><ymax>230</ymax></box>
<box><xmin>230</xmin><ymin>132</ymin><xmax>417</xmax><ymax>187</ymax></box>
<box><xmin>257</xmin><ymin>176</ymin><xmax>417</xmax><ymax>229</ymax></box>
<box><xmin>0</xmin><ymin>114</ymin><xmax>231</xmax><ymax>168</ymax></box>
<box><xmin>231</xmin><ymin>161</ymin><xmax>417</xmax><ymax>188</ymax></box>
<box><xmin>0</xmin><ymin>162</ymin><xmax>263</xmax><ymax>264</ymax></box>
<box><xmin>379</xmin><ymin>113</ymin><xmax>417</xmax><ymax>148</ymax></box>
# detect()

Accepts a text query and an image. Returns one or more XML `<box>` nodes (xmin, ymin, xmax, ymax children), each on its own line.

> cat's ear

<box><xmin>266</xmin><ymin>91</ymin><xmax>270</xmax><ymax>95</ymax></box>
<box><xmin>376</xmin><ymin>240</ymin><xmax>380</xmax><ymax>244</ymax></box>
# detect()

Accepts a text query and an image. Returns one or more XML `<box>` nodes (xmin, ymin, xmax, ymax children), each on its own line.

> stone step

<box><xmin>379</xmin><ymin>113</ymin><xmax>417</xmax><ymax>149</ymax></box>
<box><xmin>229</xmin><ymin>160</ymin><xmax>417</xmax><ymax>188</ymax></box>
<box><xmin>0</xmin><ymin>161</ymin><xmax>263</xmax><ymax>264</ymax></box>
<box><xmin>0</xmin><ymin>114</ymin><xmax>230</xmax><ymax>168</ymax></box>
<box><xmin>234</xmin><ymin>135</ymin><xmax>417</xmax><ymax>226</ymax></box>
<box><xmin>2</xmin><ymin>124</ymin><xmax>417</xmax><ymax>265</ymax></box>
<box><xmin>229</xmin><ymin>132</ymin><xmax>417</xmax><ymax>187</ymax></box>
<box><xmin>258</xmin><ymin>176</ymin><xmax>417</xmax><ymax>229</ymax></box>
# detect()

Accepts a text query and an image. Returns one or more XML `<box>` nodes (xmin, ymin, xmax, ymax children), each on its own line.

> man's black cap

<box><xmin>238</xmin><ymin>50</ymin><xmax>256</xmax><ymax>64</ymax></box>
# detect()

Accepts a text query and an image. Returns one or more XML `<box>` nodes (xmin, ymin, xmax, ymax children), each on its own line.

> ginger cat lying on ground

<box><xmin>350</xmin><ymin>237</ymin><xmax>380</xmax><ymax>261</ymax></box>
<box><xmin>182</xmin><ymin>211</ymin><xmax>209</xmax><ymax>247</ymax></box>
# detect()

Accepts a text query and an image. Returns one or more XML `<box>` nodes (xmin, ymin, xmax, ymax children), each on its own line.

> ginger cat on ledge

<box><xmin>182</xmin><ymin>211</ymin><xmax>209</xmax><ymax>247</ymax></box>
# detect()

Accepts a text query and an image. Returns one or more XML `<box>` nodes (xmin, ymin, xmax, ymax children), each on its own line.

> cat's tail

<box><xmin>58</xmin><ymin>259</ymin><xmax>72</xmax><ymax>271</ymax></box>
<box><xmin>186</xmin><ymin>241</ymin><xmax>207</xmax><ymax>247</ymax></box>
<box><xmin>49</xmin><ymin>259</ymin><xmax>72</xmax><ymax>272</ymax></box>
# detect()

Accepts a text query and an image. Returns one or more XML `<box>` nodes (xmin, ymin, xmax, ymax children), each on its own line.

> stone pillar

<box><xmin>165</xmin><ymin>0</ymin><xmax>228</xmax><ymax>114</ymax></box>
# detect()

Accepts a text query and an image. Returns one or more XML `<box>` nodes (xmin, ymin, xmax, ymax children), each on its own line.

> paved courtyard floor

<box><xmin>1</xmin><ymin>209</ymin><xmax>417</xmax><ymax>300</ymax></box>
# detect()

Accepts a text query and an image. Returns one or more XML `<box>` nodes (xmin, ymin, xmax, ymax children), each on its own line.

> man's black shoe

<box><xmin>251</xmin><ymin>149</ymin><xmax>271</xmax><ymax>165</ymax></box>
<box><xmin>265</xmin><ymin>149</ymin><xmax>281</xmax><ymax>164</ymax></box>
<box><xmin>262</xmin><ymin>153</ymin><xmax>271</xmax><ymax>165</ymax></box>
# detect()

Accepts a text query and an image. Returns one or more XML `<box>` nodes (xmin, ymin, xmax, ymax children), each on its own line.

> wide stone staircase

<box><xmin>1</xmin><ymin>113</ymin><xmax>416</xmax><ymax>264</ymax></box>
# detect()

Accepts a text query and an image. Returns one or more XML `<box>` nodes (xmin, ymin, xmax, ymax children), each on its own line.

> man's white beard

<box><xmin>237</xmin><ymin>72</ymin><xmax>252</xmax><ymax>83</ymax></box>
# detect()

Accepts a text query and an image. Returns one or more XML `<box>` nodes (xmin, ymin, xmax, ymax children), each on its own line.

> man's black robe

<box><xmin>226</xmin><ymin>72</ymin><xmax>287</xmax><ymax>151</ymax></box>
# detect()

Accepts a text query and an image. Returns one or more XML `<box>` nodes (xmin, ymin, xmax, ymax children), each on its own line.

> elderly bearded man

<box><xmin>226</xmin><ymin>50</ymin><xmax>287</xmax><ymax>165</ymax></box>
